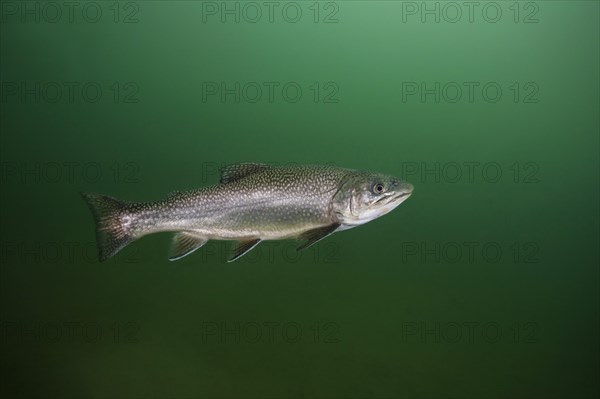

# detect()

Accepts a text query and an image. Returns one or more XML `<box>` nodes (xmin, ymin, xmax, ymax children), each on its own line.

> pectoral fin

<box><xmin>228</xmin><ymin>239</ymin><xmax>261</xmax><ymax>262</ymax></box>
<box><xmin>297</xmin><ymin>223</ymin><xmax>340</xmax><ymax>251</ymax></box>
<box><xmin>169</xmin><ymin>232</ymin><xmax>208</xmax><ymax>261</ymax></box>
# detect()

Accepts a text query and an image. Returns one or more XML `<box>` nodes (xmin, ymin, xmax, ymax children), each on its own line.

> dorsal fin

<box><xmin>220</xmin><ymin>163</ymin><xmax>271</xmax><ymax>184</ymax></box>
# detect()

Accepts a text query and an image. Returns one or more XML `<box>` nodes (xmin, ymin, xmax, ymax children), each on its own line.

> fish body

<box><xmin>82</xmin><ymin>163</ymin><xmax>413</xmax><ymax>262</ymax></box>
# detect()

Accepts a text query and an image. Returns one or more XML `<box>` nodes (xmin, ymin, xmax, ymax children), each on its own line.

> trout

<box><xmin>81</xmin><ymin>163</ymin><xmax>414</xmax><ymax>262</ymax></box>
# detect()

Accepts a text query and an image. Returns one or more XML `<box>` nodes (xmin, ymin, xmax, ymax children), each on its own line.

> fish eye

<box><xmin>372</xmin><ymin>182</ymin><xmax>385</xmax><ymax>194</ymax></box>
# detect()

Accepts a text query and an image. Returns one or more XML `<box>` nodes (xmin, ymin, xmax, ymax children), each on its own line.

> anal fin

<box><xmin>297</xmin><ymin>223</ymin><xmax>340</xmax><ymax>251</ymax></box>
<box><xmin>169</xmin><ymin>232</ymin><xmax>208</xmax><ymax>261</ymax></box>
<box><xmin>228</xmin><ymin>239</ymin><xmax>261</xmax><ymax>262</ymax></box>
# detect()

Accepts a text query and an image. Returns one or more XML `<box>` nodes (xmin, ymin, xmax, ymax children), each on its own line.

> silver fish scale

<box><xmin>127</xmin><ymin>165</ymin><xmax>351</xmax><ymax>240</ymax></box>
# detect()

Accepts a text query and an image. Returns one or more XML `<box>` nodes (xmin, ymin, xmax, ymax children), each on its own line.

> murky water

<box><xmin>1</xmin><ymin>1</ymin><xmax>598</xmax><ymax>398</ymax></box>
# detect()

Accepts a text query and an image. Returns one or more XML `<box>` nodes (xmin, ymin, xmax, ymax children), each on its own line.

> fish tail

<box><xmin>80</xmin><ymin>192</ymin><xmax>135</xmax><ymax>262</ymax></box>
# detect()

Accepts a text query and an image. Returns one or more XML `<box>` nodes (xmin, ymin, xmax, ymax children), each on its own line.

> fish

<box><xmin>81</xmin><ymin>163</ymin><xmax>414</xmax><ymax>262</ymax></box>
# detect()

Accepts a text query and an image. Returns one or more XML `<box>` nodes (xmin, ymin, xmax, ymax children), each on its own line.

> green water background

<box><xmin>1</xmin><ymin>1</ymin><xmax>598</xmax><ymax>398</ymax></box>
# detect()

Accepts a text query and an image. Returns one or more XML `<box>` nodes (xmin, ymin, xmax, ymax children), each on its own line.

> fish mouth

<box><xmin>374</xmin><ymin>186</ymin><xmax>413</xmax><ymax>204</ymax></box>
<box><xmin>374</xmin><ymin>190</ymin><xmax>411</xmax><ymax>205</ymax></box>
<box><xmin>392</xmin><ymin>191</ymin><xmax>412</xmax><ymax>203</ymax></box>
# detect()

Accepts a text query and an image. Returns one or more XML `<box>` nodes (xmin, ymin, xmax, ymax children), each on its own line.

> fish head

<box><xmin>332</xmin><ymin>171</ymin><xmax>413</xmax><ymax>228</ymax></box>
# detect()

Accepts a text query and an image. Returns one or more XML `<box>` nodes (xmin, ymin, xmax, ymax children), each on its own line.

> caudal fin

<box><xmin>81</xmin><ymin>192</ymin><xmax>134</xmax><ymax>262</ymax></box>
